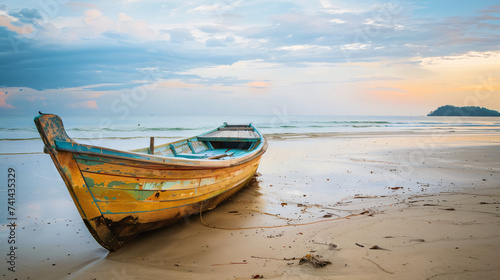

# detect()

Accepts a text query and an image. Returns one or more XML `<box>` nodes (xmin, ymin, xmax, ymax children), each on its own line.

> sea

<box><xmin>1</xmin><ymin>114</ymin><xmax>500</xmax><ymax>154</ymax></box>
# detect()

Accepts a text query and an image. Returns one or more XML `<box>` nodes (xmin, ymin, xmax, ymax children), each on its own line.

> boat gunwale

<box><xmin>53</xmin><ymin>122</ymin><xmax>267</xmax><ymax>169</ymax></box>
<box><xmin>56</xmin><ymin>140</ymin><xmax>267</xmax><ymax>169</ymax></box>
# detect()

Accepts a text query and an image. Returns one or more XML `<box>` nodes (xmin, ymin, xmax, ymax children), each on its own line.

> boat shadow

<box><xmin>106</xmin><ymin>174</ymin><xmax>265</xmax><ymax>256</ymax></box>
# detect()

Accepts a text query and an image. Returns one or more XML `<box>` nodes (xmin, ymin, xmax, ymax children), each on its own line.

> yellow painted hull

<box><xmin>34</xmin><ymin>114</ymin><xmax>267</xmax><ymax>251</ymax></box>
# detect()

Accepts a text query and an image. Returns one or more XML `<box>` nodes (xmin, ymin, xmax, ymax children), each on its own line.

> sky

<box><xmin>0</xmin><ymin>0</ymin><xmax>499</xmax><ymax>117</ymax></box>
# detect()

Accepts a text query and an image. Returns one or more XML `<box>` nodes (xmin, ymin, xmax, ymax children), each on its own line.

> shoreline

<box><xmin>264</xmin><ymin>129</ymin><xmax>500</xmax><ymax>140</ymax></box>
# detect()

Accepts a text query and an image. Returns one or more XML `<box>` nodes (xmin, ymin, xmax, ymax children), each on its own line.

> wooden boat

<box><xmin>34</xmin><ymin>113</ymin><xmax>267</xmax><ymax>251</ymax></box>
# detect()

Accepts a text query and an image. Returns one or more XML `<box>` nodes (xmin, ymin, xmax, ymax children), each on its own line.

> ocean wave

<box><xmin>0</xmin><ymin>138</ymin><xmax>42</xmax><ymax>141</ymax></box>
<box><xmin>68</xmin><ymin>127</ymin><xmax>201</xmax><ymax>132</ymax></box>
<box><xmin>0</xmin><ymin>136</ymin><xmax>180</xmax><ymax>141</ymax></box>
<box><xmin>1</xmin><ymin>116</ymin><xmax>499</xmax><ymax>142</ymax></box>
<box><xmin>0</xmin><ymin>127</ymin><xmax>38</xmax><ymax>131</ymax></box>
<box><xmin>280</xmin><ymin>125</ymin><xmax>298</xmax><ymax>128</ymax></box>
<box><xmin>289</xmin><ymin>120</ymin><xmax>391</xmax><ymax>125</ymax></box>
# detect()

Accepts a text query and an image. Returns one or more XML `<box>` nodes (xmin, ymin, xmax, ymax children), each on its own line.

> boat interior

<box><xmin>133</xmin><ymin>124</ymin><xmax>262</xmax><ymax>160</ymax></box>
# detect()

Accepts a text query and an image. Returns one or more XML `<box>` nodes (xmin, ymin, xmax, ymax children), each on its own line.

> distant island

<box><xmin>427</xmin><ymin>105</ymin><xmax>500</xmax><ymax>117</ymax></box>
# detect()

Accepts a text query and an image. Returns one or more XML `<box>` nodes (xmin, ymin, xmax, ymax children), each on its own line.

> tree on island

<box><xmin>427</xmin><ymin>105</ymin><xmax>500</xmax><ymax>117</ymax></box>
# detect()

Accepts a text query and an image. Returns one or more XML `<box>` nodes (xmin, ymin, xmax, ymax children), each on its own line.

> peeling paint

<box><xmin>200</xmin><ymin>178</ymin><xmax>216</xmax><ymax>186</ymax></box>
<box><xmin>108</xmin><ymin>181</ymin><xmax>138</xmax><ymax>189</ymax></box>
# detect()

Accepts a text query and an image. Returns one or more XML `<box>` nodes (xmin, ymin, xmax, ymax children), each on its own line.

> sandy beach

<box><xmin>3</xmin><ymin>0</ymin><xmax>500</xmax><ymax>278</ymax></box>
<box><xmin>1</xmin><ymin>130</ymin><xmax>499</xmax><ymax>280</ymax></box>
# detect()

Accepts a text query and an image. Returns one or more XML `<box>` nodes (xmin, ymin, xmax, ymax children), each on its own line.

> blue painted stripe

<box><xmin>56</xmin><ymin>140</ymin><xmax>149</xmax><ymax>161</ymax></box>
<box><xmin>169</xmin><ymin>144</ymin><xmax>177</xmax><ymax>156</ymax></box>
<box><xmin>187</xmin><ymin>140</ymin><xmax>196</xmax><ymax>153</ymax></box>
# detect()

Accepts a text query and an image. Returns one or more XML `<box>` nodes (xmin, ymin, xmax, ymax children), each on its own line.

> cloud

<box><xmin>0</xmin><ymin>92</ymin><xmax>14</xmax><ymax>108</ymax></box>
<box><xmin>0</xmin><ymin>14</ymin><xmax>34</xmax><ymax>35</ymax></box>
<box><xmin>0</xmin><ymin>86</ymin><xmax>115</xmax><ymax>115</ymax></box>
<box><xmin>329</xmin><ymin>18</ymin><xmax>346</xmax><ymax>24</ymax></box>
<box><xmin>206</xmin><ymin>38</ymin><xmax>226</xmax><ymax>47</ymax></box>
<box><xmin>420</xmin><ymin>50</ymin><xmax>500</xmax><ymax>69</ymax></box>
<box><xmin>163</xmin><ymin>28</ymin><xmax>193</xmax><ymax>44</ymax></box>
<box><xmin>83</xmin><ymin>9</ymin><xmax>113</xmax><ymax>35</ymax></box>
<box><xmin>8</xmin><ymin>8</ymin><xmax>42</xmax><ymax>24</ymax></box>
<box><xmin>199</xmin><ymin>25</ymin><xmax>229</xmax><ymax>34</ymax></box>
<box><xmin>367</xmin><ymin>87</ymin><xmax>408</xmax><ymax>93</ymax></box>
<box><xmin>66</xmin><ymin>2</ymin><xmax>100</xmax><ymax>12</ymax></box>
<box><xmin>479</xmin><ymin>5</ymin><xmax>500</xmax><ymax>14</ymax></box>
<box><xmin>117</xmin><ymin>12</ymin><xmax>156</xmax><ymax>39</ymax></box>
<box><xmin>344</xmin><ymin>76</ymin><xmax>404</xmax><ymax>83</ymax></box>
<box><xmin>247</xmin><ymin>81</ymin><xmax>271</xmax><ymax>93</ymax></box>
<box><xmin>341</xmin><ymin>43</ymin><xmax>371</xmax><ymax>51</ymax></box>
<box><xmin>66</xmin><ymin>100</ymin><xmax>98</xmax><ymax>109</ymax></box>
<box><xmin>0</xmin><ymin>34</ymin><xmax>247</xmax><ymax>90</ymax></box>
<box><xmin>192</xmin><ymin>4</ymin><xmax>220</xmax><ymax>13</ymax></box>
<box><xmin>25</xmin><ymin>95</ymin><xmax>47</xmax><ymax>102</ymax></box>
<box><xmin>247</xmin><ymin>81</ymin><xmax>270</xmax><ymax>88</ymax></box>
<box><xmin>158</xmin><ymin>80</ymin><xmax>201</xmax><ymax>89</ymax></box>
<box><xmin>0</xmin><ymin>44</ymin><xmax>147</xmax><ymax>90</ymax></box>
<box><xmin>279</xmin><ymin>45</ymin><xmax>325</xmax><ymax>51</ymax></box>
<box><xmin>58</xmin><ymin>8</ymin><xmax>157</xmax><ymax>41</ymax></box>
<box><xmin>451</xmin><ymin>83</ymin><xmax>500</xmax><ymax>93</ymax></box>
<box><xmin>1</xmin><ymin>1</ymin><xmax>500</xmax><ymax>116</ymax></box>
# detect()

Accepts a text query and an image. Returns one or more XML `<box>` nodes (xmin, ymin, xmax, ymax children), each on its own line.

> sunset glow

<box><xmin>1</xmin><ymin>1</ymin><xmax>499</xmax><ymax>116</ymax></box>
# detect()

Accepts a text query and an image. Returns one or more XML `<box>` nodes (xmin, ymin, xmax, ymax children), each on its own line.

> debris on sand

<box><xmin>409</xmin><ymin>238</ymin><xmax>425</xmax><ymax>243</ymax></box>
<box><xmin>210</xmin><ymin>262</ymin><xmax>248</xmax><ymax>266</ymax></box>
<box><xmin>298</xmin><ymin>254</ymin><xmax>332</xmax><ymax>268</ymax></box>
<box><xmin>313</xmin><ymin>241</ymin><xmax>338</xmax><ymax>250</ymax></box>
<box><xmin>370</xmin><ymin>245</ymin><xmax>390</xmax><ymax>251</ymax></box>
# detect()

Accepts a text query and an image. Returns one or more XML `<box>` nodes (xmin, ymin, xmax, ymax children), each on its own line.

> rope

<box><xmin>199</xmin><ymin>202</ymin><xmax>367</xmax><ymax>230</ymax></box>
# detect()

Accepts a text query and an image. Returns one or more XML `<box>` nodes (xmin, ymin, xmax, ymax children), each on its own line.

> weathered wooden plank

<box><xmin>201</xmin><ymin>128</ymin><xmax>260</xmax><ymax>140</ymax></box>
<box><xmin>100</xmin><ymin>174</ymin><xmax>255</xmax><ymax>226</ymax></box>
<box><xmin>95</xmin><ymin>174</ymin><xmax>255</xmax><ymax>214</ymax></box>
<box><xmin>150</xmin><ymin>137</ymin><xmax>154</xmax><ymax>155</ymax></box>
<box><xmin>219</xmin><ymin>127</ymin><xmax>253</xmax><ymax>131</ymax></box>
<box><xmin>75</xmin><ymin>152</ymin><xmax>252</xmax><ymax>179</ymax></box>
<box><xmin>87</xmin><ymin>163</ymin><xmax>256</xmax><ymax>204</ymax></box>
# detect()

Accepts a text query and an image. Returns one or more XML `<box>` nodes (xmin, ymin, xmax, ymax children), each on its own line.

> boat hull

<box><xmin>78</xmin><ymin>152</ymin><xmax>262</xmax><ymax>249</ymax></box>
<box><xmin>34</xmin><ymin>114</ymin><xmax>266</xmax><ymax>251</ymax></box>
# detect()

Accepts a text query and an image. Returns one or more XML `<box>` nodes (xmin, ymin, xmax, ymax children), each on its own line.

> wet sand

<box><xmin>1</xmin><ymin>131</ymin><xmax>499</xmax><ymax>279</ymax></box>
